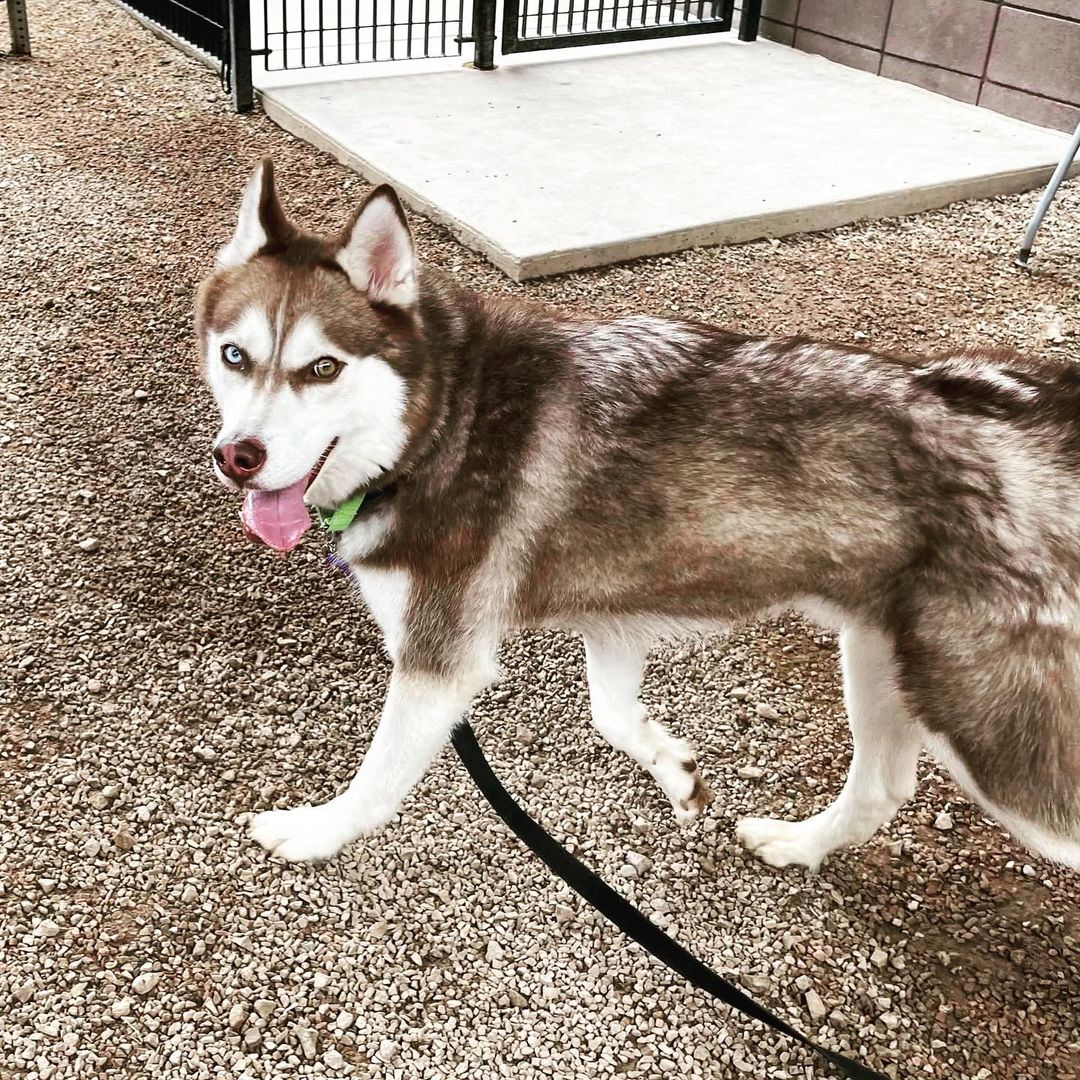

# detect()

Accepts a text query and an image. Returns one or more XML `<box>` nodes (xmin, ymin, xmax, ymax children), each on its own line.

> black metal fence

<box><xmin>502</xmin><ymin>0</ymin><xmax>735</xmax><ymax>55</ymax></box>
<box><xmin>255</xmin><ymin>0</ymin><xmax>469</xmax><ymax>69</ymax></box>
<box><xmin>121</xmin><ymin>0</ymin><xmax>227</xmax><ymax>59</ymax></box>
<box><xmin>118</xmin><ymin>0</ymin><xmax>253</xmax><ymax>109</ymax></box>
<box><xmin>118</xmin><ymin>0</ymin><xmax>759</xmax><ymax>111</ymax></box>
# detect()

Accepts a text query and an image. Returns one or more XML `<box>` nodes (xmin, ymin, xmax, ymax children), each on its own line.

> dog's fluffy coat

<box><xmin>197</xmin><ymin>162</ymin><xmax>1080</xmax><ymax>871</ymax></box>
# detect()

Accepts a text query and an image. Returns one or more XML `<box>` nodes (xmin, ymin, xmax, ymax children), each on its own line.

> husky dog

<box><xmin>197</xmin><ymin>161</ymin><xmax>1080</xmax><ymax>872</ymax></box>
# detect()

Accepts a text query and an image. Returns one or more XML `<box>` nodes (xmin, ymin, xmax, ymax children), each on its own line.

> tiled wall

<box><xmin>758</xmin><ymin>0</ymin><xmax>1080</xmax><ymax>132</ymax></box>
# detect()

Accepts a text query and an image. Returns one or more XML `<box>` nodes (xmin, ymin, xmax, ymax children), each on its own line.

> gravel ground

<box><xmin>3</xmin><ymin>4</ymin><xmax>1080</xmax><ymax>1079</ymax></box>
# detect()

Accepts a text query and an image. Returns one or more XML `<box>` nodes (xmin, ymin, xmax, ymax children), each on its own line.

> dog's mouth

<box><xmin>239</xmin><ymin>439</ymin><xmax>337</xmax><ymax>553</ymax></box>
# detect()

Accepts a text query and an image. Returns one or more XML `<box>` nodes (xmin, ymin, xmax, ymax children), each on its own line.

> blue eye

<box><xmin>221</xmin><ymin>343</ymin><xmax>245</xmax><ymax>367</ymax></box>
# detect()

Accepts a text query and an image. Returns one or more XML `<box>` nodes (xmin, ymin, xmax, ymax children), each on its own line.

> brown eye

<box><xmin>311</xmin><ymin>357</ymin><xmax>341</xmax><ymax>380</ymax></box>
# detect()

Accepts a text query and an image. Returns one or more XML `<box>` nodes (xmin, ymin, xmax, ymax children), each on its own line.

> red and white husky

<box><xmin>198</xmin><ymin>161</ymin><xmax>1080</xmax><ymax>872</ymax></box>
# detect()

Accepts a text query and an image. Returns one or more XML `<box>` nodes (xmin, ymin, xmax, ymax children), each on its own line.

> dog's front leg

<box><xmin>250</xmin><ymin>671</ymin><xmax>477</xmax><ymax>863</ymax></box>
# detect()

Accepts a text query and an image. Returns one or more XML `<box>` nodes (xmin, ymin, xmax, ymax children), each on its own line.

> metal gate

<box><xmin>502</xmin><ymin>0</ymin><xmax>735</xmax><ymax>56</ymax></box>
<box><xmin>252</xmin><ymin>0</ymin><xmax>471</xmax><ymax>73</ymax></box>
<box><xmin>472</xmin><ymin>0</ymin><xmax>757</xmax><ymax>67</ymax></box>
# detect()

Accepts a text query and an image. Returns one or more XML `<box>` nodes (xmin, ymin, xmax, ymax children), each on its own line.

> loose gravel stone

<box><xmin>740</xmin><ymin>973</ymin><xmax>771</xmax><ymax>994</ymax></box>
<box><xmin>805</xmin><ymin>990</ymin><xmax>828</xmax><ymax>1021</ymax></box>
<box><xmin>113</xmin><ymin>829</ymin><xmax>136</xmax><ymax>850</ymax></box>
<box><xmin>131</xmin><ymin>973</ymin><xmax>161</xmax><ymax>996</ymax></box>
<box><xmin>296</xmin><ymin>1028</ymin><xmax>318</xmax><ymax>1061</ymax></box>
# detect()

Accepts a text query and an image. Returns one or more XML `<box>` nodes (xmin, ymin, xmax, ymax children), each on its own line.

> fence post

<box><xmin>738</xmin><ymin>0</ymin><xmax>761</xmax><ymax>41</ymax></box>
<box><xmin>6</xmin><ymin>0</ymin><xmax>31</xmax><ymax>55</ymax></box>
<box><xmin>472</xmin><ymin>0</ymin><xmax>497</xmax><ymax>69</ymax></box>
<box><xmin>228</xmin><ymin>0</ymin><xmax>254</xmax><ymax>112</ymax></box>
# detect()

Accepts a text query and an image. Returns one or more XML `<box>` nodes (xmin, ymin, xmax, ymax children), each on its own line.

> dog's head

<box><xmin>196</xmin><ymin>160</ymin><xmax>428</xmax><ymax>552</ymax></box>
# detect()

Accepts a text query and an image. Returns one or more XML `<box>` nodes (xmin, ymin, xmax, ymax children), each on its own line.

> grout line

<box><xmin>977</xmin><ymin>0</ymin><xmax>1005</xmax><ymax>107</ymax></box>
<box><xmin>878</xmin><ymin>0</ymin><xmax>897</xmax><ymax>76</ymax></box>
<box><xmin>981</xmin><ymin>77</ymin><xmax>1080</xmax><ymax>110</ymax></box>
<box><xmin>793</xmin><ymin>27</ymin><xmax>880</xmax><ymax>62</ymax></box>
<box><xmin>881</xmin><ymin>49</ymin><xmax>986</xmax><ymax>80</ymax></box>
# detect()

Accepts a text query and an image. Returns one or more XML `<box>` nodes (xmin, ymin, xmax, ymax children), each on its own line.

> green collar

<box><xmin>315</xmin><ymin>491</ymin><xmax>366</xmax><ymax>533</ymax></box>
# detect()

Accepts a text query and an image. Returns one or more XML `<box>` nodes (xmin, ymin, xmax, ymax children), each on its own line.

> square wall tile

<box><xmin>885</xmin><ymin>0</ymin><xmax>999</xmax><ymax>76</ymax></box>
<box><xmin>793</xmin><ymin>28</ymin><xmax>881</xmax><ymax>72</ymax></box>
<box><xmin>979</xmin><ymin>81</ymin><xmax>1080</xmax><ymax>132</ymax></box>
<box><xmin>987</xmin><ymin>8</ymin><xmax>1080</xmax><ymax>104</ymax></box>
<box><xmin>761</xmin><ymin>0</ymin><xmax>799</xmax><ymax>23</ymax></box>
<box><xmin>796</xmin><ymin>0</ymin><xmax>892</xmax><ymax>48</ymax></box>
<box><xmin>881</xmin><ymin>54</ymin><xmax>981</xmax><ymax>102</ymax></box>
<box><xmin>761</xmin><ymin>18</ymin><xmax>796</xmax><ymax>45</ymax></box>
<box><xmin>1002</xmin><ymin>1</ymin><xmax>1080</xmax><ymax>21</ymax></box>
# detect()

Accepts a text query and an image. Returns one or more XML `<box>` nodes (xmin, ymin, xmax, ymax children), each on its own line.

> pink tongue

<box><xmin>240</xmin><ymin>478</ymin><xmax>312</xmax><ymax>552</ymax></box>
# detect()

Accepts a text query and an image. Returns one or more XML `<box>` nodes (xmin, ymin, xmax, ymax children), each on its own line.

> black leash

<box><xmin>451</xmin><ymin>722</ymin><xmax>888</xmax><ymax>1080</ymax></box>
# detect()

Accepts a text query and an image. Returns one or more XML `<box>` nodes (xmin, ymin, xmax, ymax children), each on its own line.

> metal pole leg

<box><xmin>1016</xmin><ymin>119</ymin><xmax>1080</xmax><ymax>268</ymax></box>
<box><xmin>738</xmin><ymin>0</ymin><xmax>762</xmax><ymax>41</ymax></box>
<box><xmin>227</xmin><ymin>0</ymin><xmax>253</xmax><ymax>113</ymax></box>
<box><xmin>6</xmin><ymin>0</ymin><xmax>31</xmax><ymax>55</ymax></box>
<box><xmin>471</xmin><ymin>0</ymin><xmax>497</xmax><ymax>70</ymax></box>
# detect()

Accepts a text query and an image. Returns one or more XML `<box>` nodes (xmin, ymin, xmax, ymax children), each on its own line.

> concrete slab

<box><xmin>262</xmin><ymin>38</ymin><xmax>1075</xmax><ymax>280</ymax></box>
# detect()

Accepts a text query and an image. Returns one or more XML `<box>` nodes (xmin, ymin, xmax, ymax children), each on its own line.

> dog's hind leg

<box><xmin>584</xmin><ymin>633</ymin><xmax>712</xmax><ymax>822</ymax></box>
<box><xmin>737</xmin><ymin>622</ymin><xmax>921</xmax><ymax>870</ymax></box>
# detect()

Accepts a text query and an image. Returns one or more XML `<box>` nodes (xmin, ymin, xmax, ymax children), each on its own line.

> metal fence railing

<box><xmin>121</xmin><ymin>0</ymin><xmax>229</xmax><ymax>61</ymax></box>
<box><xmin>117</xmin><ymin>0</ymin><xmax>760</xmax><ymax>111</ymax></box>
<box><xmin>502</xmin><ymin>0</ymin><xmax>735</xmax><ymax>55</ymax></box>
<box><xmin>254</xmin><ymin>0</ymin><xmax>470</xmax><ymax>69</ymax></box>
<box><xmin>118</xmin><ymin>0</ymin><xmax>254</xmax><ymax>110</ymax></box>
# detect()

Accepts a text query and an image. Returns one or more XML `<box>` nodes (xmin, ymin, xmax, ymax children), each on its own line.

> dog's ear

<box><xmin>336</xmin><ymin>185</ymin><xmax>418</xmax><ymax>309</ymax></box>
<box><xmin>217</xmin><ymin>159</ymin><xmax>289</xmax><ymax>269</ymax></box>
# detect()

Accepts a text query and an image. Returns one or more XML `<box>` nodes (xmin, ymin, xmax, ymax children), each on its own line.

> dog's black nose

<box><xmin>213</xmin><ymin>438</ymin><xmax>267</xmax><ymax>483</ymax></box>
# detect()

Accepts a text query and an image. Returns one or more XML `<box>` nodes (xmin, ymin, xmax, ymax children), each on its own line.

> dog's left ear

<box><xmin>337</xmin><ymin>185</ymin><xmax>418</xmax><ymax>310</ymax></box>
<box><xmin>217</xmin><ymin>159</ymin><xmax>290</xmax><ymax>269</ymax></box>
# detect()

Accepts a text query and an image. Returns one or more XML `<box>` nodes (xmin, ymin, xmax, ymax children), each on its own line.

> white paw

<box><xmin>736</xmin><ymin>816</ymin><xmax>827</xmax><ymax>871</ymax></box>
<box><xmin>646</xmin><ymin>736</ymin><xmax>712</xmax><ymax>824</ymax></box>
<box><xmin>673</xmin><ymin>800</ymin><xmax>704</xmax><ymax>826</ymax></box>
<box><xmin>249</xmin><ymin>802</ymin><xmax>356</xmax><ymax>863</ymax></box>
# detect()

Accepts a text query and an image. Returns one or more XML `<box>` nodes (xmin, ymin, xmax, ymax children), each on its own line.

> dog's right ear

<box><xmin>216</xmin><ymin>159</ymin><xmax>289</xmax><ymax>269</ymax></box>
